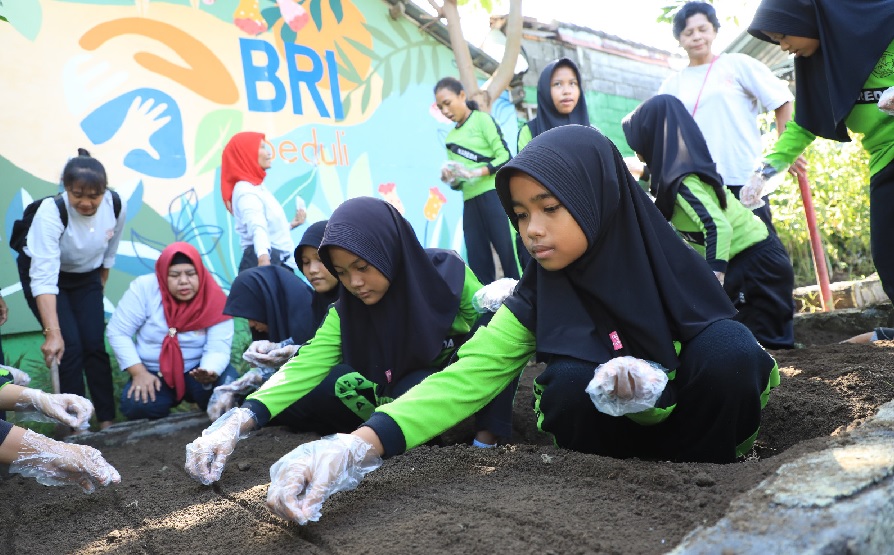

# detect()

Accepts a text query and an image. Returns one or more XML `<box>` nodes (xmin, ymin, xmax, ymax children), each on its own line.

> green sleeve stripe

<box><xmin>626</xmin><ymin>404</ymin><xmax>675</xmax><ymax>426</ymax></box>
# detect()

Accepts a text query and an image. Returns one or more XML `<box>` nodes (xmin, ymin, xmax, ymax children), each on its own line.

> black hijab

<box><xmin>319</xmin><ymin>197</ymin><xmax>466</xmax><ymax>384</ymax></box>
<box><xmin>224</xmin><ymin>265</ymin><xmax>317</xmax><ymax>345</ymax></box>
<box><xmin>528</xmin><ymin>58</ymin><xmax>591</xmax><ymax>138</ymax></box>
<box><xmin>296</xmin><ymin>220</ymin><xmax>340</xmax><ymax>326</ymax></box>
<box><xmin>748</xmin><ymin>0</ymin><xmax>894</xmax><ymax>141</ymax></box>
<box><xmin>495</xmin><ymin>125</ymin><xmax>736</xmax><ymax>370</ymax></box>
<box><xmin>622</xmin><ymin>94</ymin><xmax>726</xmax><ymax>221</ymax></box>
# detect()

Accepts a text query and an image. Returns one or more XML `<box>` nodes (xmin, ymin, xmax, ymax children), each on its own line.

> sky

<box><xmin>425</xmin><ymin>0</ymin><xmax>763</xmax><ymax>56</ymax></box>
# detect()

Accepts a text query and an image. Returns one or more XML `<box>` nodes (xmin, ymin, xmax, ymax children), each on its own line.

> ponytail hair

<box><xmin>434</xmin><ymin>76</ymin><xmax>479</xmax><ymax>111</ymax></box>
<box><xmin>61</xmin><ymin>148</ymin><xmax>108</xmax><ymax>193</ymax></box>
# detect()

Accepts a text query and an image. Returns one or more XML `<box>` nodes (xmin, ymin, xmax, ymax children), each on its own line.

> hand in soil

<box><xmin>9</xmin><ymin>430</ymin><xmax>121</xmax><ymax>493</ymax></box>
<box><xmin>266</xmin><ymin>433</ymin><xmax>382</xmax><ymax>524</ymax></box>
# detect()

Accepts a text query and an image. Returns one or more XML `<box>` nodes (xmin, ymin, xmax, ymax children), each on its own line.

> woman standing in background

<box><xmin>220</xmin><ymin>131</ymin><xmax>296</xmax><ymax>274</ymax></box>
<box><xmin>434</xmin><ymin>77</ymin><xmax>521</xmax><ymax>284</ymax></box>
<box><xmin>17</xmin><ymin>149</ymin><xmax>125</xmax><ymax>430</ymax></box>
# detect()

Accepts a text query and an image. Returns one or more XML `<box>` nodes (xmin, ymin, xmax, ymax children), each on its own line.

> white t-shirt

<box><xmin>24</xmin><ymin>191</ymin><xmax>126</xmax><ymax>296</ymax></box>
<box><xmin>106</xmin><ymin>274</ymin><xmax>234</xmax><ymax>375</ymax></box>
<box><xmin>658</xmin><ymin>53</ymin><xmax>793</xmax><ymax>186</ymax></box>
<box><xmin>232</xmin><ymin>181</ymin><xmax>295</xmax><ymax>265</ymax></box>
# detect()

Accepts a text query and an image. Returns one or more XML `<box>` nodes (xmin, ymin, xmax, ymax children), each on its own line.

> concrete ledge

<box><xmin>65</xmin><ymin>411</ymin><xmax>210</xmax><ymax>447</ymax></box>
<box><xmin>669</xmin><ymin>400</ymin><xmax>894</xmax><ymax>554</ymax></box>
<box><xmin>795</xmin><ymin>274</ymin><xmax>888</xmax><ymax>312</ymax></box>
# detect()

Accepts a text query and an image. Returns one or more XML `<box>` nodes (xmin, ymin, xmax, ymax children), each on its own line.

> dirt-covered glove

<box><xmin>9</xmin><ymin>430</ymin><xmax>121</xmax><ymax>493</ymax></box>
<box><xmin>585</xmin><ymin>356</ymin><xmax>669</xmax><ymax>417</ymax></box>
<box><xmin>15</xmin><ymin>389</ymin><xmax>93</xmax><ymax>430</ymax></box>
<box><xmin>266</xmin><ymin>433</ymin><xmax>383</xmax><ymax>525</ymax></box>
<box><xmin>879</xmin><ymin>86</ymin><xmax>894</xmax><ymax>116</ymax></box>
<box><xmin>185</xmin><ymin>407</ymin><xmax>256</xmax><ymax>485</ymax></box>
<box><xmin>206</xmin><ymin>369</ymin><xmax>267</xmax><ymax>422</ymax></box>
<box><xmin>472</xmin><ymin>277</ymin><xmax>519</xmax><ymax>313</ymax></box>
<box><xmin>740</xmin><ymin>162</ymin><xmax>785</xmax><ymax>209</ymax></box>
<box><xmin>0</xmin><ymin>364</ymin><xmax>32</xmax><ymax>386</ymax></box>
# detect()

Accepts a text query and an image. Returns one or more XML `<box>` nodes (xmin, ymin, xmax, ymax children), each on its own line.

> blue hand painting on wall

<box><xmin>80</xmin><ymin>88</ymin><xmax>186</xmax><ymax>178</ymax></box>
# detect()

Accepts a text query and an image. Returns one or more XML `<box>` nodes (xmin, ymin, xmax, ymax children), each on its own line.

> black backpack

<box><xmin>9</xmin><ymin>191</ymin><xmax>122</xmax><ymax>255</ymax></box>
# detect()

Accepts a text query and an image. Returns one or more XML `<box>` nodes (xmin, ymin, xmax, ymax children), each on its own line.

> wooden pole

<box><xmin>796</xmin><ymin>167</ymin><xmax>833</xmax><ymax>311</ymax></box>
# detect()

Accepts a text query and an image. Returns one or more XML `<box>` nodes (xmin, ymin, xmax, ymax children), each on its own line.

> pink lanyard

<box><xmin>691</xmin><ymin>55</ymin><xmax>718</xmax><ymax>117</ymax></box>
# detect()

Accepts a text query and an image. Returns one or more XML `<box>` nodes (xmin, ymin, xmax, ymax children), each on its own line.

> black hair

<box><xmin>433</xmin><ymin>76</ymin><xmax>479</xmax><ymax>111</ymax></box>
<box><xmin>672</xmin><ymin>1</ymin><xmax>720</xmax><ymax>40</ymax></box>
<box><xmin>61</xmin><ymin>148</ymin><xmax>108</xmax><ymax>193</ymax></box>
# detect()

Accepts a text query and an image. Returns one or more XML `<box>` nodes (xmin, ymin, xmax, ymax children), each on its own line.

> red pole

<box><xmin>795</xmin><ymin>167</ymin><xmax>833</xmax><ymax>311</ymax></box>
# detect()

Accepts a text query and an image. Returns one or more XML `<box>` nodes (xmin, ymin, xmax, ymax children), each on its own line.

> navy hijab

<box><xmin>495</xmin><ymin>125</ymin><xmax>736</xmax><ymax>370</ymax></box>
<box><xmin>622</xmin><ymin>94</ymin><xmax>726</xmax><ymax>221</ymax></box>
<box><xmin>318</xmin><ymin>197</ymin><xmax>466</xmax><ymax>384</ymax></box>
<box><xmin>528</xmin><ymin>58</ymin><xmax>591</xmax><ymax>138</ymax></box>
<box><xmin>224</xmin><ymin>265</ymin><xmax>317</xmax><ymax>345</ymax></box>
<box><xmin>748</xmin><ymin>0</ymin><xmax>894</xmax><ymax>141</ymax></box>
<box><xmin>296</xmin><ymin>220</ymin><xmax>340</xmax><ymax>326</ymax></box>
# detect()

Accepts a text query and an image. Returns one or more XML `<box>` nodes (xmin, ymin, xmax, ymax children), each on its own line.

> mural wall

<box><xmin>0</xmin><ymin>0</ymin><xmax>520</xmax><ymax>336</ymax></box>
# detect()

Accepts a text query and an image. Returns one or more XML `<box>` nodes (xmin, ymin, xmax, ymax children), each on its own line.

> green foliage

<box><xmin>766</xmin><ymin>129</ymin><xmax>873</xmax><ymax>288</ymax></box>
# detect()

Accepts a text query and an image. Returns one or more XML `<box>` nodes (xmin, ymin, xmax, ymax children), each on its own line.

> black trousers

<box><xmin>17</xmin><ymin>257</ymin><xmax>116</xmax><ymax>422</ymax></box>
<box><xmin>870</xmin><ymin>161</ymin><xmax>894</xmax><ymax>304</ymax></box>
<box><xmin>533</xmin><ymin>319</ymin><xmax>776</xmax><ymax>463</ymax></box>
<box><xmin>724</xmin><ymin>235</ymin><xmax>795</xmax><ymax>349</ymax></box>
<box><xmin>464</xmin><ymin>189</ymin><xmax>520</xmax><ymax>284</ymax></box>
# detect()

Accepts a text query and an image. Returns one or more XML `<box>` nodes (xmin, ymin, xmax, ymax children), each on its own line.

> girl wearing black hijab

<box><xmin>623</xmin><ymin>95</ymin><xmax>795</xmax><ymax>349</ymax></box>
<box><xmin>186</xmin><ymin>197</ymin><xmax>517</xmax><ymax>485</ymax></box>
<box><xmin>246</xmin><ymin>126</ymin><xmax>781</xmax><ymax>526</ymax></box>
<box><xmin>517</xmin><ymin>57</ymin><xmax>590</xmax><ymax>151</ymax></box>
<box><xmin>515</xmin><ymin>57</ymin><xmax>591</xmax><ymax>268</ymax></box>
<box><xmin>746</xmin><ymin>0</ymin><xmax>894</xmax><ymax>305</ymax></box>
<box><xmin>223</xmin><ymin>265</ymin><xmax>318</xmax><ymax>348</ymax></box>
<box><xmin>295</xmin><ymin>220</ymin><xmax>340</xmax><ymax>327</ymax></box>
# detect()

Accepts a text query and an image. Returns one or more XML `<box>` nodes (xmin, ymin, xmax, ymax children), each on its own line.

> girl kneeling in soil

<box><xmin>206</xmin><ymin>224</ymin><xmax>341</xmax><ymax>420</ymax></box>
<box><xmin>0</xmin><ymin>365</ymin><xmax>120</xmax><ymax>492</ymax></box>
<box><xmin>254</xmin><ymin>125</ymin><xmax>781</xmax><ymax>526</ymax></box>
<box><xmin>622</xmin><ymin>94</ymin><xmax>795</xmax><ymax>349</ymax></box>
<box><xmin>185</xmin><ymin>197</ymin><xmax>518</xmax><ymax>485</ymax></box>
<box><xmin>107</xmin><ymin>242</ymin><xmax>238</xmax><ymax>420</ymax></box>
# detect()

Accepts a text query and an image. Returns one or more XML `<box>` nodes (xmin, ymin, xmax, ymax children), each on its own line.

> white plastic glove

<box><xmin>0</xmin><ymin>364</ymin><xmax>32</xmax><ymax>386</ymax></box>
<box><xmin>15</xmin><ymin>389</ymin><xmax>93</xmax><ymax>430</ymax></box>
<box><xmin>740</xmin><ymin>162</ymin><xmax>785</xmax><ymax>209</ymax></box>
<box><xmin>472</xmin><ymin>277</ymin><xmax>519</xmax><ymax>313</ymax></box>
<box><xmin>185</xmin><ymin>407</ymin><xmax>257</xmax><ymax>485</ymax></box>
<box><xmin>266</xmin><ymin>433</ymin><xmax>383</xmax><ymax>525</ymax></box>
<box><xmin>206</xmin><ymin>369</ymin><xmax>266</xmax><ymax>422</ymax></box>
<box><xmin>879</xmin><ymin>86</ymin><xmax>894</xmax><ymax>116</ymax></box>
<box><xmin>714</xmin><ymin>271</ymin><xmax>726</xmax><ymax>286</ymax></box>
<box><xmin>243</xmin><ymin>339</ymin><xmax>299</xmax><ymax>369</ymax></box>
<box><xmin>585</xmin><ymin>356</ymin><xmax>669</xmax><ymax>417</ymax></box>
<box><xmin>9</xmin><ymin>430</ymin><xmax>121</xmax><ymax>493</ymax></box>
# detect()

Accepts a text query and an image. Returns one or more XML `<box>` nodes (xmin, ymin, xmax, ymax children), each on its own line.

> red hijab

<box><xmin>156</xmin><ymin>242</ymin><xmax>231</xmax><ymax>401</ymax></box>
<box><xmin>220</xmin><ymin>131</ymin><xmax>267</xmax><ymax>212</ymax></box>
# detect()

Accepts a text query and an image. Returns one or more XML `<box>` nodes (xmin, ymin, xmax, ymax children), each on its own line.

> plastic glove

<box><xmin>0</xmin><ymin>364</ymin><xmax>32</xmax><ymax>386</ymax></box>
<box><xmin>185</xmin><ymin>407</ymin><xmax>256</xmax><ymax>485</ymax></box>
<box><xmin>740</xmin><ymin>162</ymin><xmax>785</xmax><ymax>209</ymax></box>
<box><xmin>879</xmin><ymin>86</ymin><xmax>894</xmax><ymax>116</ymax></box>
<box><xmin>585</xmin><ymin>356</ymin><xmax>669</xmax><ymax>417</ymax></box>
<box><xmin>245</xmin><ymin>344</ymin><xmax>299</xmax><ymax>369</ymax></box>
<box><xmin>714</xmin><ymin>271</ymin><xmax>725</xmax><ymax>286</ymax></box>
<box><xmin>15</xmin><ymin>389</ymin><xmax>93</xmax><ymax>430</ymax></box>
<box><xmin>206</xmin><ymin>369</ymin><xmax>266</xmax><ymax>422</ymax></box>
<box><xmin>9</xmin><ymin>430</ymin><xmax>121</xmax><ymax>493</ymax></box>
<box><xmin>266</xmin><ymin>433</ymin><xmax>383</xmax><ymax>525</ymax></box>
<box><xmin>472</xmin><ymin>277</ymin><xmax>519</xmax><ymax>313</ymax></box>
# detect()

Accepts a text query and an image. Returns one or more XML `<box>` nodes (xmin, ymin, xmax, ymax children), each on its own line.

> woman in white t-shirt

<box><xmin>220</xmin><ymin>132</ymin><xmax>296</xmax><ymax>274</ymax></box>
<box><xmin>658</xmin><ymin>1</ymin><xmax>796</xmax><ymax>231</ymax></box>
<box><xmin>16</xmin><ymin>149</ymin><xmax>125</xmax><ymax>430</ymax></box>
